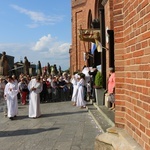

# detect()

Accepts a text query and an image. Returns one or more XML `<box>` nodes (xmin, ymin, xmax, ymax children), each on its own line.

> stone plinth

<box><xmin>95</xmin><ymin>127</ymin><xmax>143</xmax><ymax>150</ymax></box>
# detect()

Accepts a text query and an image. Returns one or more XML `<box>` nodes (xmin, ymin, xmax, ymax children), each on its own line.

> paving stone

<box><xmin>0</xmin><ymin>101</ymin><xmax>101</xmax><ymax>150</ymax></box>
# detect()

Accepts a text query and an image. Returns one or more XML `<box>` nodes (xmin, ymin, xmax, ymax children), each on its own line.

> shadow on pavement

<box><xmin>7</xmin><ymin>110</ymin><xmax>87</xmax><ymax>120</ymax></box>
<box><xmin>0</xmin><ymin>127</ymin><xmax>59</xmax><ymax>137</ymax></box>
<box><xmin>14</xmin><ymin>115</ymin><xmax>29</xmax><ymax>120</ymax></box>
<box><xmin>42</xmin><ymin>110</ymin><xmax>87</xmax><ymax>118</ymax></box>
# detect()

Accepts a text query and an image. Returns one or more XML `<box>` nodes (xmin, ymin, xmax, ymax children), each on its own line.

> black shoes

<box><xmin>9</xmin><ymin>116</ymin><xmax>17</xmax><ymax>120</ymax></box>
<box><xmin>9</xmin><ymin>117</ymin><xmax>14</xmax><ymax>120</ymax></box>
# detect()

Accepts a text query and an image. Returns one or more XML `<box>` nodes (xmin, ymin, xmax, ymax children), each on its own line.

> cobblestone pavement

<box><xmin>0</xmin><ymin>101</ymin><xmax>102</xmax><ymax>150</ymax></box>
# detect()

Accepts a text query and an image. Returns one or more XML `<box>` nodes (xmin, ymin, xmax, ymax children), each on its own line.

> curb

<box><xmin>93</xmin><ymin>103</ymin><xmax>115</xmax><ymax>127</ymax></box>
<box><xmin>88</xmin><ymin>109</ymin><xmax>105</xmax><ymax>133</ymax></box>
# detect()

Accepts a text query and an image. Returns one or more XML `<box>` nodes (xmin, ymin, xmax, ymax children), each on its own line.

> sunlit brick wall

<box><xmin>104</xmin><ymin>0</ymin><xmax>114</xmax><ymax>79</ymax></box>
<box><xmin>113</xmin><ymin>0</ymin><xmax>150</xmax><ymax>149</ymax></box>
<box><xmin>71</xmin><ymin>0</ymin><xmax>99</xmax><ymax>73</ymax></box>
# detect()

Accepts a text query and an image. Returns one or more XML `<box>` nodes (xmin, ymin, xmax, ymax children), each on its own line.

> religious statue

<box><xmin>37</xmin><ymin>61</ymin><xmax>42</xmax><ymax>76</ymax></box>
<box><xmin>47</xmin><ymin>63</ymin><xmax>51</xmax><ymax>75</ymax></box>
<box><xmin>54</xmin><ymin>64</ymin><xmax>58</xmax><ymax>75</ymax></box>
<box><xmin>58</xmin><ymin>66</ymin><xmax>62</xmax><ymax>75</ymax></box>
<box><xmin>0</xmin><ymin>52</ymin><xmax>9</xmax><ymax>76</ymax></box>
<box><xmin>52</xmin><ymin>64</ymin><xmax>58</xmax><ymax>76</ymax></box>
<box><xmin>23</xmin><ymin>56</ymin><xmax>30</xmax><ymax>75</ymax></box>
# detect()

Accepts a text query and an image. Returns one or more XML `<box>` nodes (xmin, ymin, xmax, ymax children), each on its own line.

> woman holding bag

<box><xmin>108</xmin><ymin>68</ymin><xmax>115</xmax><ymax>110</ymax></box>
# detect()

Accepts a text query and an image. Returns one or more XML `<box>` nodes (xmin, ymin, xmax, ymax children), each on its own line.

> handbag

<box><xmin>108</xmin><ymin>93</ymin><xmax>115</xmax><ymax>103</ymax></box>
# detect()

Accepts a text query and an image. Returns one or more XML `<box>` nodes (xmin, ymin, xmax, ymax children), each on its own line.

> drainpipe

<box><xmin>99</xmin><ymin>7</ymin><xmax>106</xmax><ymax>89</ymax></box>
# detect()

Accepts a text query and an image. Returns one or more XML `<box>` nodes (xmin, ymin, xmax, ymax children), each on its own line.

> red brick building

<box><xmin>70</xmin><ymin>0</ymin><xmax>150</xmax><ymax>149</ymax></box>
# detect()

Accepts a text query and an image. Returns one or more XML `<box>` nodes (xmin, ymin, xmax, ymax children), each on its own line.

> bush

<box><xmin>94</xmin><ymin>71</ymin><xmax>103</xmax><ymax>88</ymax></box>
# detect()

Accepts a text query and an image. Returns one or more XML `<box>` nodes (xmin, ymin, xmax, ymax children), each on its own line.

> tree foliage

<box><xmin>94</xmin><ymin>71</ymin><xmax>103</xmax><ymax>88</ymax></box>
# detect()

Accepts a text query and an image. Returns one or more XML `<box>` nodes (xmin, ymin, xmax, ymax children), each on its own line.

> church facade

<box><xmin>70</xmin><ymin>0</ymin><xmax>150</xmax><ymax>149</ymax></box>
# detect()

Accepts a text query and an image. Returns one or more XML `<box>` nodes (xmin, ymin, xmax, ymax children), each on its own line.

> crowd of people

<box><xmin>0</xmin><ymin>66</ymin><xmax>115</xmax><ymax>121</ymax></box>
<box><xmin>0</xmin><ymin>71</ymin><xmax>89</xmax><ymax>120</ymax></box>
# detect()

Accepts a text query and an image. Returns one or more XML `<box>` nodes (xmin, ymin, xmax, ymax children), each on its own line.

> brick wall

<box><xmin>113</xmin><ymin>0</ymin><xmax>150</xmax><ymax>149</ymax></box>
<box><xmin>71</xmin><ymin>0</ymin><xmax>99</xmax><ymax>74</ymax></box>
<box><xmin>105</xmin><ymin>0</ymin><xmax>114</xmax><ymax>78</ymax></box>
<box><xmin>71</xmin><ymin>0</ymin><xmax>150</xmax><ymax>149</ymax></box>
<box><xmin>71</xmin><ymin>0</ymin><xmax>86</xmax><ymax>74</ymax></box>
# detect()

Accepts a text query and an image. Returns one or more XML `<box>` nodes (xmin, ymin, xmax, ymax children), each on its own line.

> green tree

<box><xmin>94</xmin><ymin>71</ymin><xmax>103</xmax><ymax>88</ymax></box>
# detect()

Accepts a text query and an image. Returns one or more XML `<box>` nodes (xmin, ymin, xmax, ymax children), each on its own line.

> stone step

<box><xmin>86</xmin><ymin>102</ymin><xmax>143</xmax><ymax>150</ymax></box>
<box><xmin>110</xmin><ymin>127</ymin><xmax>143</xmax><ymax>150</ymax></box>
<box><xmin>87</xmin><ymin>102</ymin><xmax>115</xmax><ymax>133</ymax></box>
<box><xmin>93</xmin><ymin>103</ymin><xmax>115</xmax><ymax>127</ymax></box>
<box><xmin>95</xmin><ymin>127</ymin><xmax>143</xmax><ymax>150</ymax></box>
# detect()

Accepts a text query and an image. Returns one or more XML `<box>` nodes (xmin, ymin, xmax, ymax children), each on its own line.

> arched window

<box><xmin>87</xmin><ymin>9</ymin><xmax>92</xmax><ymax>28</ymax></box>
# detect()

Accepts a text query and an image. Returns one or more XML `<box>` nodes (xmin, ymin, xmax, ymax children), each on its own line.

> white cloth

<box><xmin>76</xmin><ymin>78</ymin><xmax>86</xmax><ymax>107</ymax></box>
<box><xmin>71</xmin><ymin>76</ymin><xmax>78</xmax><ymax>102</ymax></box>
<box><xmin>82</xmin><ymin>67</ymin><xmax>91</xmax><ymax>84</ymax></box>
<box><xmin>4</xmin><ymin>82</ymin><xmax>18</xmax><ymax>117</ymax></box>
<box><xmin>28</xmin><ymin>79</ymin><xmax>43</xmax><ymax>118</ymax></box>
<box><xmin>71</xmin><ymin>85</ymin><xmax>78</xmax><ymax>102</ymax></box>
<box><xmin>82</xmin><ymin>67</ymin><xmax>90</xmax><ymax>76</ymax></box>
<box><xmin>86</xmin><ymin>82</ymin><xmax>91</xmax><ymax>92</ymax></box>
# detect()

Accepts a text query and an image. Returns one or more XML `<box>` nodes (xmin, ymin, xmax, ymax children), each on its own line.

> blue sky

<box><xmin>0</xmin><ymin>0</ymin><xmax>71</xmax><ymax>70</ymax></box>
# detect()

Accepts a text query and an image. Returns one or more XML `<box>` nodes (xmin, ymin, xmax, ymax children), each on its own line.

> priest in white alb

<box><xmin>28</xmin><ymin>76</ymin><xmax>43</xmax><ymax>118</ymax></box>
